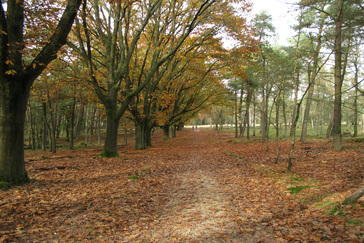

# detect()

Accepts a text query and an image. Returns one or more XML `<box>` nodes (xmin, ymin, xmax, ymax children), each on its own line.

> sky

<box><xmin>250</xmin><ymin>0</ymin><xmax>299</xmax><ymax>45</ymax></box>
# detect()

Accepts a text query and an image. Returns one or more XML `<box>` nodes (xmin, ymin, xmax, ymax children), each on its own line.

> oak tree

<box><xmin>0</xmin><ymin>0</ymin><xmax>82</xmax><ymax>182</ymax></box>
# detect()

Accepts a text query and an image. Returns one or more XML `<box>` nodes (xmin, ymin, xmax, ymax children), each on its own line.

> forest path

<box><xmin>129</xmin><ymin>141</ymin><xmax>246</xmax><ymax>242</ymax></box>
<box><xmin>129</xmin><ymin>133</ymin><xmax>248</xmax><ymax>242</ymax></box>
<box><xmin>3</xmin><ymin>129</ymin><xmax>363</xmax><ymax>242</ymax></box>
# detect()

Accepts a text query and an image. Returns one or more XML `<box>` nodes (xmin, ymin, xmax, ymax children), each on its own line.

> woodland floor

<box><xmin>1</xmin><ymin>129</ymin><xmax>364</xmax><ymax>242</ymax></box>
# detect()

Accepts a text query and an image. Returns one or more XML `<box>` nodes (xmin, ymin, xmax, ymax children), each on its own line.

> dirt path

<box><xmin>119</xmin><ymin>132</ymin><xmax>245</xmax><ymax>242</ymax></box>
<box><xmin>134</xmin><ymin>159</ymin><xmax>243</xmax><ymax>241</ymax></box>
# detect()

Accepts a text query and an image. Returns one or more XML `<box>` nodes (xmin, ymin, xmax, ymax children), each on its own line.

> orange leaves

<box><xmin>2</xmin><ymin>130</ymin><xmax>364</xmax><ymax>241</ymax></box>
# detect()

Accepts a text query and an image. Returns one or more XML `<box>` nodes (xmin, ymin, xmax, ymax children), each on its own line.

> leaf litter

<box><xmin>0</xmin><ymin>129</ymin><xmax>363</xmax><ymax>242</ymax></box>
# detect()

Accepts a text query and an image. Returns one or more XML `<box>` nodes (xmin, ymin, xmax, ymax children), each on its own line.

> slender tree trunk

<box><xmin>242</xmin><ymin>87</ymin><xmax>252</xmax><ymax>139</ymax></box>
<box><xmin>275</xmin><ymin>98</ymin><xmax>280</xmax><ymax>164</ymax></box>
<box><xmin>261</xmin><ymin>93</ymin><xmax>268</xmax><ymax>143</ymax></box>
<box><xmin>84</xmin><ymin>104</ymin><xmax>89</xmax><ymax>143</ymax></box>
<box><xmin>234</xmin><ymin>90</ymin><xmax>238</xmax><ymax>138</ymax></box>
<box><xmin>34</xmin><ymin>108</ymin><xmax>41</xmax><ymax>149</ymax></box>
<box><xmin>283</xmin><ymin>96</ymin><xmax>288</xmax><ymax>137</ymax></box>
<box><xmin>288</xmin><ymin>103</ymin><xmax>302</xmax><ymax>171</ymax></box>
<box><xmin>47</xmin><ymin>91</ymin><xmax>57</xmax><ymax>153</ymax></box>
<box><xmin>301</xmin><ymin>82</ymin><xmax>315</xmax><ymax>142</ymax></box>
<box><xmin>28</xmin><ymin>101</ymin><xmax>36</xmax><ymax>150</ymax></box>
<box><xmin>288</xmin><ymin>5</ymin><xmax>304</xmax><ymax>171</ymax></box>
<box><xmin>42</xmin><ymin>102</ymin><xmax>49</xmax><ymax>151</ymax></box>
<box><xmin>238</xmin><ymin>88</ymin><xmax>244</xmax><ymax>137</ymax></box>
<box><xmin>97</xmin><ymin>107</ymin><xmax>101</xmax><ymax>146</ymax></box>
<box><xmin>290</xmin><ymin>74</ymin><xmax>300</xmax><ymax>137</ymax></box>
<box><xmin>332</xmin><ymin>0</ymin><xmax>343</xmax><ymax>150</ymax></box>
<box><xmin>70</xmin><ymin>96</ymin><xmax>76</xmax><ymax>149</ymax></box>
<box><xmin>253</xmin><ymin>94</ymin><xmax>256</xmax><ymax>137</ymax></box>
<box><xmin>74</xmin><ymin>103</ymin><xmax>84</xmax><ymax>140</ymax></box>
<box><xmin>123</xmin><ymin>127</ymin><xmax>128</xmax><ymax>145</ymax></box>
<box><xmin>171</xmin><ymin>125</ymin><xmax>177</xmax><ymax>138</ymax></box>
<box><xmin>326</xmin><ymin>108</ymin><xmax>334</xmax><ymax>139</ymax></box>
<box><xmin>353</xmin><ymin>64</ymin><xmax>358</xmax><ymax>137</ymax></box>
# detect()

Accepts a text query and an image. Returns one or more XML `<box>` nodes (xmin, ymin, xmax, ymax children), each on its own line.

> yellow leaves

<box><xmin>5</xmin><ymin>69</ymin><xmax>17</xmax><ymax>75</ymax></box>
<box><xmin>5</xmin><ymin>59</ymin><xmax>14</xmax><ymax>66</ymax></box>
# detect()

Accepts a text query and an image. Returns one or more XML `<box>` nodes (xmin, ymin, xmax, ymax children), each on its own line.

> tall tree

<box><xmin>70</xmin><ymin>0</ymin><xmax>221</xmax><ymax>156</ymax></box>
<box><xmin>300</xmin><ymin>7</ymin><xmax>327</xmax><ymax>142</ymax></box>
<box><xmin>0</xmin><ymin>0</ymin><xmax>82</xmax><ymax>183</ymax></box>
<box><xmin>332</xmin><ymin>0</ymin><xmax>344</xmax><ymax>150</ymax></box>
<box><xmin>300</xmin><ymin>0</ymin><xmax>364</xmax><ymax>149</ymax></box>
<box><xmin>251</xmin><ymin>11</ymin><xmax>275</xmax><ymax>144</ymax></box>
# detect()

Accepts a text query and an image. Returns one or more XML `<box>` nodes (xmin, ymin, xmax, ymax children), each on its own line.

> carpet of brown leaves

<box><xmin>1</xmin><ymin>129</ymin><xmax>363</xmax><ymax>242</ymax></box>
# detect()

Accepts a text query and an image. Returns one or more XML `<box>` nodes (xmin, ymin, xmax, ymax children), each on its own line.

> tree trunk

<box><xmin>42</xmin><ymin>102</ymin><xmax>49</xmax><ymax>151</ymax></box>
<box><xmin>275</xmin><ymin>98</ymin><xmax>280</xmax><ymax>164</ymax></box>
<box><xmin>101</xmin><ymin>113</ymin><xmax>120</xmax><ymax>157</ymax></box>
<box><xmin>234</xmin><ymin>90</ymin><xmax>238</xmax><ymax>138</ymax></box>
<box><xmin>0</xmin><ymin>0</ymin><xmax>82</xmax><ymax>183</ymax></box>
<box><xmin>28</xmin><ymin>101</ymin><xmax>36</xmax><ymax>150</ymax></box>
<box><xmin>47</xmin><ymin>91</ymin><xmax>57</xmax><ymax>153</ymax></box>
<box><xmin>283</xmin><ymin>96</ymin><xmax>288</xmax><ymax>137</ymax></box>
<box><xmin>97</xmin><ymin>107</ymin><xmax>101</xmax><ymax>146</ymax></box>
<box><xmin>238</xmin><ymin>88</ymin><xmax>244</xmax><ymax>137</ymax></box>
<box><xmin>0</xmin><ymin>80</ymin><xmax>30</xmax><ymax>182</ymax></box>
<box><xmin>163</xmin><ymin>125</ymin><xmax>170</xmax><ymax>139</ymax></box>
<box><xmin>301</xmin><ymin>82</ymin><xmax>315</xmax><ymax>143</ymax></box>
<box><xmin>70</xmin><ymin>96</ymin><xmax>76</xmax><ymax>149</ymax></box>
<box><xmin>343</xmin><ymin>186</ymin><xmax>364</xmax><ymax>205</ymax></box>
<box><xmin>353</xmin><ymin>63</ymin><xmax>358</xmax><ymax>137</ymax></box>
<box><xmin>253</xmin><ymin>94</ymin><xmax>256</xmax><ymax>137</ymax></box>
<box><xmin>123</xmin><ymin>127</ymin><xmax>128</xmax><ymax>145</ymax></box>
<box><xmin>171</xmin><ymin>125</ymin><xmax>177</xmax><ymax>138</ymax></box>
<box><xmin>135</xmin><ymin>119</ymin><xmax>152</xmax><ymax>150</ymax></box>
<box><xmin>146</xmin><ymin>124</ymin><xmax>153</xmax><ymax>147</ymax></box>
<box><xmin>243</xmin><ymin>87</ymin><xmax>252</xmax><ymax>139</ymax></box>
<box><xmin>261</xmin><ymin>97</ymin><xmax>268</xmax><ymax>143</ymax></box>
<box><xmin>332</xmin><ymin>0</ymin><xmax>343</xmax><ymax>150</ymax></box>
<box><xmin>74</xmin><ymin>103</ymin><xmax>84</xmax><ymax>141</ymax></box>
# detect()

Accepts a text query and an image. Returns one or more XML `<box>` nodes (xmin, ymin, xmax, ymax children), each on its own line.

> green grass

<box><xmin>0</xmin><ymin>181</ymin><xmax>10</xmax><ymax>190</ymax></box>
<box><xmin>288</xmin><ymin>186</ymin><xmax>311</xmax><ymax>194</ymax></box>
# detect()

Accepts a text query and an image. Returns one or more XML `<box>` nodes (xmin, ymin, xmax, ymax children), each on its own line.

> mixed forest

<box><xmin>0</xmin><ymin>0</ymin><xmax>364</xmax><ymax>241</ymax></box>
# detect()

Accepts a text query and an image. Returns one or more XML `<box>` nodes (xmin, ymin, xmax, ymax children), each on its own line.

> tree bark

<box><xmin>353</xmin><ymin>63</ymin><xmax>358</xmax><ymax>137</ymax></box>
<box><xmin>275</xmin><ymin>97</ymin><xmax>280</xmax><ymax>164</ymax></box>
<box><xmin>171</xmin><ymin>125</ymin><xmax>177</xmax><ymax>138</ymax></box>
<box><xmin>343</xmin><ymin>186</ymin><xmax>364</xmax><ymax>205</ymax></box>
<box><xmin>301</xmin><ymin>81</ymin><xmax>314</xmax><ymax>142</ymax></box>
<box><xmin>234</xmin><ymin>90</ymin><xmax>238</xmax><ymax>138</ymax></box>
<box><xmin>28</xmin><ymin>101</ymin><xmax>36</xmax><ymax>150</ymax></box>
<box><xmin>163</xmin><ymin>125</ymin><xmax>170</xmax><ymax>139</ymax></box>
<box><xmin>101</xmin><ymin>113</ymin><xmax>119</xmax><ymax>157</ymax></box>
<box><xmin>282</xmin><ymin>95</ymin><xmax>288</xmax><ymax>137</ymax></box>
<box><xmin>326</xmin><ymin>111</ymin><xmax>334</xmax><ymax>139</ymax></box>
<box><xmin>332</xmin><ymin>0</ymin><xmax>344</xmax><ymax>150</ymax></box>
<box><xmin>0</xmin><ymin>79</ymin><xmax>30</xmax><ymax>182</ymax></box>
<box><xmin>134</xmin><ymin>119</ymin><xmax>153</xmax><ymax>150</ymax></box>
